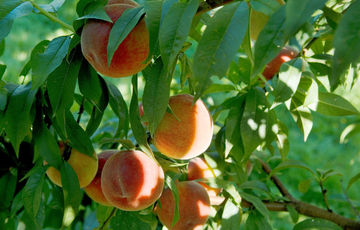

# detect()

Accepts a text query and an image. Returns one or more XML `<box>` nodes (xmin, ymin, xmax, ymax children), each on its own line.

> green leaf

<box><xmin>78</xmin><ymin>62</ymin><xmax>109</xmax><ymax>112</ymax></box>
<box><xmin>346</xmin><ymin>172</ymin><xmax>360</xmax><ymax>191</ymax></box>
<box><xmin>38</xmin><ymin>0</ymin><xmax>65</xmax><ymax>13</ymax></box>
<box><xmin>287</xmin><ymin>205</ymin><xmax>299</xmax><ymax>223</ymax></box>
<box><xmin>142</xmin><ymin>58</ymin><xmax>171</xmax><ymax>134</ymax></box>
<box><xmin>340</xmin><ymin>123</ymin><xmax>360</xmax><ymax>143</ymax></box>
<box><xmin>0</xmin><ymin>170</ymin><xmax>17</xmax><ymax>209</ymax></box>
<box><xmin>0</xmin><ymin>39</ymin><xmax>5</xmax><ymax>57</ymax></box>
<box><xmin>270</xmin><ymin>159</ymin><xmax>316</xmax><ymax>177</ymax></box>
<box><xmin>244</xmin><ymin>210</ymin><xmax>272</xmax><ymax>230</ymax></box>
<box><xmin>107</xmin><ymin>6</ymin><xmax>145</xmax><ymax>66</ymax></box>
<box><xmin>32</xmin><ymin>36</ymin><xmax>71</xmax><ymax>89</ymax></box>
<box><xmin>47</xmin><ymin>56</ymin><xmax>81</xmax><ymax>115</ymax></box>
<box><xmin>311</xmin><ymin>92</ymin><xmax>359</xmax><ymax>116</ymax></box>
<box><xmin>65</xmin><ymin>111</ymin><xmax>95</xmax><ymax>157</ymax></box>
<box><xmin>22</xmin><ymin>166</ymin><xmax>46</xmax><ymax>219</ymax></box>
<box><xmin>165</xmin><ymin>174</ymin><xmax>180</xmax><ymax>227</ymax></box>
<box><xmin>179</xmin><ymin>53</ymin><xmax>192</xmax><ymax>88</ymax></box>
<box><xmin>253</xmin><ymin>6</ymin><xmax>286</xmax><ymax>78</ymax></box>
<box><xmin>290</xmin><ymin>104</ymin><xmax>313</xmax><ymax>141</ymax></box>
<box><xmin>331</xmin><ymin>0</ymin><xmax>360</xmax><ymax>90</ymax></box>
<box><xmin>0</xmin><ymin>86</ymin><xmax>7</xmax><ymax>111</ymax></box>
<box><xmin>60</xmin><ymin>162</ymin><xmax>82</xmax><ymax>227</ymax></box>
<box><xmin>21</xmin><ymin>40</ymin><xmax>50</xmax><ymax>77</ymax></box>
<box><xmin>86</xmin><ymin>106</ymin><xmax>104</xmax><ymax>136</ymax></box>
<box><xmin>192</xmin><ymin>2</ymin><xmax>249</xmax><ymax>99</ymax></box>
<box><xmin>273</xmin><ymin>59</ymin><xmax>302</xmax><ymax>102</ymax></box>
<box><xmin>129</xmin><ymin>75</ymin><xmax>154</xmax><ymax>159</ymax></box>
<box><xmin>159</xmin><ymin>0</ymin><xmax>199</xmax><ymax>69</ymax></box>
<box><xmin>240</xmin><ymin>180</ymin><xmax>270</xmax><ymax>193</ymax></box>
<box><xmin>110</xmin><ymin>210</ymin><xmax>153</xmax><ymax>230</ymax></box>
<box><xmin>293</xmin><ymin>218</ymin><xmax>342</xmax><ymax>230</ymax></box>
<box><xmin>203</xmin><ymin>84</ymin><xmax>236</xmax><ymax>95</ymax></box>
<box><xmin>144</xmin><ymin>0</ymin><xmax>162</xmax><ymax>62</ymax></box>
<box><xmin>241</xmin><ymin>88</ymin><xmax>276</xmax><ymax>156</ymax></box>
<box><xmin>76</xmin><ymin>2</ymin><xmax>112</xmax><ymax>22</ymax></box>
<box><xmin>0</xmin><ymin>1</ymin><xmax>33</xmax><ymax>41</ymax></box>
<box><xmin>107</xmin><ymin>81</ymin><xmax>129</xmax><ymax>138</ymax></box>
<box><xmin>284</xmin><ymin>0</ymin><xmax>327</xmax><ymax>38</ymax></box>
<box><xmin>291</xmin><ymin>76</ymin><xmax>318</xmax><ymax>109</ymax></box>
<box><xmin>250</xmin><ymin>0</ymin><xmax>282</xmax><ymax>16</ymax></box>
<box><xmin>220</xmin><ymin>199</ymin><xmax>242</xmax><ymax>230</ymax></box>
<box><xmin>33</xmin><ymin>119</ymin><xmax>62</xmax><ymax>169</ymax></box>
<box><xmin>4</xmin><ymin>83</ymin><xmax>37</xmax><ymax>155</ymax></box>
<box><xmin>240</xmin><ymin>191</ymin><xmax>269</xmax><ymax>219</ymax></box>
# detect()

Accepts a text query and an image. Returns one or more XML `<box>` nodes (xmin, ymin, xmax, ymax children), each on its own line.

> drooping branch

<box><xmin>246</xmin><ymin>159</ymin><xmax>360</xmax><ymax>230</ymax></box>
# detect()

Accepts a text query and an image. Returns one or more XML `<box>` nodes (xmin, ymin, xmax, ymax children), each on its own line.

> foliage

<box><xmin>1</xmin><ymin>0</ymin><xmax>360</xmax><ymax>229</ymax></box>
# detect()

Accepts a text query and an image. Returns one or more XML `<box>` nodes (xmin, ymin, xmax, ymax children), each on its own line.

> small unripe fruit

<box><xmin>101</xmin><ymin>150</ymin><xmax>164</xmax><ymax>211</ymax></box>
<box><xmin>153</xmin><ymin>94</ymin><xmax>213</xmax><ymax>160</ymax></box>
<box><xmin>81</xmin><ymin>0</ymin><xmax>149</xmax><ymax>78</ymax></box>
<box><xmin>155</xmin><ymin>181</ymin><xmax>211</xmax><ymax>230</ymax></box>
<box><xmin>84</xmin><ymin>150</ymin><xmax>117</xmax><ymax>206</ymax></box>
<box><xmin>45</xmin><ymin>142</ymin><xmax>98</xmax><ymax>188</ymax></box>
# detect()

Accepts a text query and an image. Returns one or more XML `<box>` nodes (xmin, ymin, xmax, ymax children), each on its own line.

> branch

<box><xmin>254</xmin><ymin>159</ymin><xmax>360</xmax><ymax>230</ymax></box>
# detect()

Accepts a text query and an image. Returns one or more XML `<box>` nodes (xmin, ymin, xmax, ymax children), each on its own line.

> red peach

<box><xmin>263</xmin><ymin>46</ymin><xmax>298</xmax><ymax>80</ymax></box>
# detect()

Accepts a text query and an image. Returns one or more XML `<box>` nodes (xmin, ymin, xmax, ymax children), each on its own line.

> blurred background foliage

<box><xmin>0</xmin><ymin>0</ymin><xmax>359</xmax><ymax>228</ymax></box>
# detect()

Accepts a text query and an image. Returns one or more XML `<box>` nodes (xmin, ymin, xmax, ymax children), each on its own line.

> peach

<box><xmin>188</xmin><ymin>157</ymin><xmax>224</xmax><ymax>205</ymax></box>
<box><xmin>45</xmin><ymin>142</ymin><xmax>98</xmax><ymax>188</ymax></box>
<box><xmin>101</xmin><ymin>150</ymin><xmax>164</xmax><ymax>211</ymax></box>
<box><xmin>84</xmin><ymin>150</ymin><xmax>117</xmax><ymax>206</ymax></box>
<box><xmin>263</xmin><ymin>46</ymin><xmax>298</xmax><ymax>80</ymax></box>
<box><xmin>250</xmin><ymin>0</ymin><xmax>285</xmax><ymax>41</ymax></box>
<box><xmin>153</xmin><ymin>94</ymin><xmax>213</xmax><ymax>160</ymax></box>
<box><xmin>81</xmin><ymin>0</ymin><xmax>149</xmax><ymax>78</ymax></box>
<box><xmin>154</xmin><ymin>181</ymin><xmax>211</xmax><ymax>230</ymax></box>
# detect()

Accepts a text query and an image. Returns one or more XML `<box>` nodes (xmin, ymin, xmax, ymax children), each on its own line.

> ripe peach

<box><xmin>263</xmin><ymin>46</ymin><xmax>298</xmax><ymax>80</ymax></box>
<box><xmin>45</xmin><ymin>142</ymin><xmax>98</xmax><ymax>188</ymax></box>
<box><xmin>250</xmin><ymin>0</ymin><xmax>285</xmax><ymax>41</ymax></box>
<box><xmin>153</xmin><ymin>94</ymin><xmax>213</xmax><ymax>160</ymax></box>
<box><xmin>81</xmin><ymin>0</ymin><xmax>149</xmax><ymax>78</ymax></box>
<box><xmin>84</xmin><ymin>150</ymin><xmax>117</xmax><ymax>206</ymax></box>
<box><xmin>188</xmin><ymin>157</ymin><xmax>224</xmax><ymax>205</ymax></box>
<box><xmin>101</xmin><ymin>150</ymin><xmax>164</xmax><ymax>211</ymax></box>
<box><xmin>154</xmin><ymin>181</ymin><xmax>211</xmax><ymax>230</ymax></box>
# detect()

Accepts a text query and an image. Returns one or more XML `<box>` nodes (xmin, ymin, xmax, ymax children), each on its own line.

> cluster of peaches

<box><xmin>45</xmin><ymin>0</ymin><xmax>299</xmax><ymax>228</ymax></box>
<box><xmin>46</xmin><ymin>93</ymin><xmax>218</xmax><ymax>230</ymax></box>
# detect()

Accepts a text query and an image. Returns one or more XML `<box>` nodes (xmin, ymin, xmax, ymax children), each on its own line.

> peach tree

<box><xmin>0</xmin><ymin>0</ymin><xmax>360</xmax><ymax>229</ymax></box>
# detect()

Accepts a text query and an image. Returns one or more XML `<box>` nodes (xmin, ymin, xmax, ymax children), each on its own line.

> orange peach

<box><xmin>188</xmin><ymin>157</ymin><xmax>224</xmax><ymax>205</ymax></box>
<box><xmin>153</xmin><ymin>94</ymin><xmax>213</xmax><ymax>160</ymax></box>
<box><xmin>101</xmin><ymin>150</ymin><xmax>164</xmax><ymax>211</ymax></box>
<box><xmin>84</xmin><ymin>150</ymin><xmax>117</xmax><ymax>206</ymax></box>
<box><xmin>45</xmin><ymin>142</ymin><xmax>98</xmax><ymax>188</ymax></box>
<box><xmin>154</xmin><ymin>181</ymin><xmax>211</xmax><ymax>230</ymax></box>
<box><xmin>263</xmin><ymin>46</ymin><xmax>298</xmax><ymax>80</ymax></box>
<box><xmin>81</xmin><ymin>0</ymin><xmax>149</xmax><ymax>78</ymax></box>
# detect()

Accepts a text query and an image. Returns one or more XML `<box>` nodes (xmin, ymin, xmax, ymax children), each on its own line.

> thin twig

<box><xmin>99</xmin><ymin>207</ymin><xmax>117</xmax><ymax>230</ymax></box>
<box><xmin>76</xmin><ymin>97</ymin><xmax>85</xmax><ymax>124</ymax></box>
<box><xmin>28</xmin><ymin>0</ymin><xmax>74</xmax><ymax>32</ymax></box>
<box><xmin>319</xmin><ymin>180</ymin><xmax>332</xmax><ymax>212</ymax></box>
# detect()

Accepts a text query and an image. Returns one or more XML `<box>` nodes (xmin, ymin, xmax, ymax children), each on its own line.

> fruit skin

<box><xmin>153</xmin><ymin>94</ymin><xmax>213</xmax><ymax>160</ymax></box>
<box><xmin>250</xmin><ymin>0</ymin><xmax>285</xmax><ymax>41</ymax></box>
<box><xmin>84</xmin><ymin>150</ymin><xmax>117</xmax><ymax>206</ymax></box>
<box><xmin>188</xmin><ymin>157</ymin><xmax>224</xmax><ymax>205</ymax></box>
<box><xmin>45</xmin><ymin>142</ymin><xmax>98</xmax><ymax>188</ymax></box>
<box><xmin>154</xmin><ymin>181</ymin><xmax>211</xmax><ymax>230</ymax></box>
<box><xmin>263</xmin><ymin>46</ymin><xmax>298</xmax><ymax>80</ymax></box>
<box><xmin>101</xmin><ymin>150</ymin><xmax>164</xmax><ymax>211</ymax></box>
<box><xmin>81</xmin><ymin>0</ymin><xmax>149</xmax><ymax>78</ymax></box>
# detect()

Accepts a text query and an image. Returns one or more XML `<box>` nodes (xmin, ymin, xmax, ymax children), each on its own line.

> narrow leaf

<box><xmin>76</xmin><ymin>2</ymin><xmax>112</xmax><ymax>22</ymax></box>
<box><xmin>220</xmin><ymin>199</ymin><xmax>241</xmax><ymax>230</ymax></box>
<box><xmin>346</xmin><ymin>172</ymin><xmax>360</xmax><ymax>191</ymax></box>
<box><xmin>107</xmin><ymin>7</ymin><xmax>145</xmax><ymax>66</ymax></box>
<box><xmin>32</xmin><ymin>36</ymin><xmax>71</xmax><ymax>89</ymax></box>
<box><xmin>293</xmin><ymin>218</ymin><xmax>342</xmax><ymax>230</ymax></box>
<box><xmin>311</xmin><ymin>92</ymin><xmax>359</xmax><ymax>116</ymax></box>
<box><xmin>144</xmin><ymin>0</ymin><xmax>162</xmax><ymax>61</ymax></box>
<box><xmin>240</xmin><ymin>191</ymin><xmax>269</xmax><ymax>219</ymax></box>
<box><xmin>192</xmin><ymin>2</ymin><xmax>249</xmax><ymax>99</ymax></box>
<box><xmin>331</xmin><ymin>0</ymin><xmax>360</xmax><ymax>90</ymax></box>
<box><xmin>271</xmin><ymin>159</ymin><xmax>316</xmax><ymax>177</ymax></box>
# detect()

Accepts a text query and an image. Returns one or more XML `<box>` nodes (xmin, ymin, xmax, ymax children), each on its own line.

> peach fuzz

<box><xmin>101</xmin><ymin>150</ymin><xmax>164</xmax><ymax>211</ymax></box>
<box><xmin>81</xmin><ymin>0</ymin><xmax>149</xmax><ymax>78</ymax></box>
<box><xmin>45</xmin><ymin>142</ymin><xmax>98</xmax><ymax>188</ymax></box>
<box><xmin>153</xmin><ymin>94</ymin><xmax>213</xmax><ymax>160</ymax></box>
<box><xmin>263</xmin><ymin>46</ymin><xmax>298</xmax><ymax>80</ymax></box>
<box><xmin>84</xmin><ymin>150</ymin><xmax>117</xmax><ymax>206</ymax></box>
<box><xmin>188</xmin><ymin>157</ymin><xmax>224</xmax><ymax>205</ymax></box>
<box><xmin>154</xmin><ymin>181</ymin><xmax>211</xmax><ymax>230</ymax></box>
